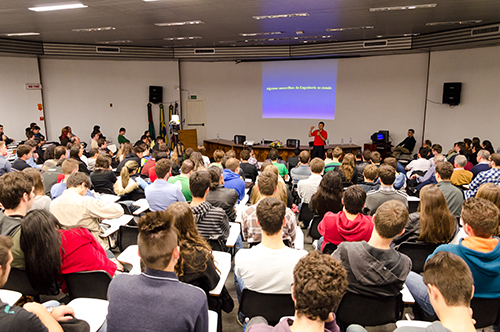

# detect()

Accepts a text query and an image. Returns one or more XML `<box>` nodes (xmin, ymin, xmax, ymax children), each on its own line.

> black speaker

<box><xmin>442</xmin><ymin>82</ymin><xmax>462</xmax><ymax>106</ymax></box>
<box><xmin>149</xmin><ymin>86</ymin><xmax>163</xmax><ymax>104</ymax></box>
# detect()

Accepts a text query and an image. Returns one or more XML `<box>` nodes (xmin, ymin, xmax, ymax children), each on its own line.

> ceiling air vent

<box><xmin>363</xmin><ymin>40</ymin><xmax>388</xmax><ymax>48</ymax></box>
<box><xmin>471</xmin><ymin>25</ymin><xmax>500</xmax><ymax>36</ymax></box>
<box><xmin>96</xmin><ymin>46</ymin><xmax>120</xmax><ymax>53</ymax></box>
<box><xmin>194</xmin><ymin>48</ymin><xmax>215</xmax><ymax>54</ymax></box>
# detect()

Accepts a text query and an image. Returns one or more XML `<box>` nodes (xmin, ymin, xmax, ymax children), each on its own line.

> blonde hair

<box><xmin>120</xmin><ymin>160</ymin><xmax>139</xmax><ymax>188</ymax></box>
<box><xmin>340</xmin><ymin>153</ymin><xmax>355</xmax><ymax>184</ymax></box>
<box><xmin>477</xmin><ymin>183</ymin><xmax>500</xmax><ymax>236</ymax></box>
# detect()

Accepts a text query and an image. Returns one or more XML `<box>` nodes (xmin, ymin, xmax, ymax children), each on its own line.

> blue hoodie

<box><xmin>428</xmin><ymin>238</ymin><xmax>500</xmax><ymax>298</ymax></box>
<box><xmin>223</xmin><ymin>169</ymin><xmax>245</xmax><ymax>201</ymax></box>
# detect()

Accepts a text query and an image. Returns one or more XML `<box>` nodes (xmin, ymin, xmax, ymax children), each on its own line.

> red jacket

<box><xmin>318</xmin><ymin>211</ymin><xmax>373</xmax><ymax>251</ymax></box>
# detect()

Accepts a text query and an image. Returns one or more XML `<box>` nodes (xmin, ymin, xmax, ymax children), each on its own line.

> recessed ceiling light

<box><xmin>369</xmin><ymin>3</ymin><xmax>436</xmax><ymax>12</ymax></box>
<box><xmin>239</xmin><ymin>31</ymin><xmax>282</xmax><ymax>36</ymax></box>
<box><xmin>164</xmin><ymin>36</ymin><xmax>202</xmax><ymax>41</ymax></box>
<box><xmin>219</xmin><ymin>34</ymin><xmax>335</xmax><ymax>44</ymax></box>
<box><xmin>326</xmin><ymin>26</ymin><xmax>374</xmax><ymax>32</ymax></box>
<box><xmin>72</xmin><ymin>27</ymin><xmax>116</xmax><ymax>32</ymax></box>
<box><xmin>28</xmin><ymin>3</ymin><xmax>88</xmax><ymax>12</ymax></box>
<box><xmin>426</xmin><ymin>20</ymin><xmax>482</xmax><ymax>26</ymax></box>
<box><xmin>155</xmin><ymin>20</ymin><xmax>204</xmax><ymax>27</ymax></box>
<box><xmin>252</xmin><ymin>13</ymin><xmax>309</xmax><ymax>20</ymax></box>
<box><xmin>97</xmin><ymin>40</ymin><xmax>132</xmax><ymax>44</ymax></box>
<box><xmin>0</xmin><ymin>32</ymin><xmax>40</xmax><ymax>36</ymax></box>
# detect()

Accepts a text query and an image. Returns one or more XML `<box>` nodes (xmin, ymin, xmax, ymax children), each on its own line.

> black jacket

<box><xmin>206</xmin><ymin>185</ymin><xmax>239</xmax><ymax>222</ymax></box>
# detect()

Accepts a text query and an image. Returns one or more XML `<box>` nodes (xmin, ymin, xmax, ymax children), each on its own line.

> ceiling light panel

<box><xmin>253</xmin><ymin>13</ymin><xmax>309</xmax><ymax>20</ymax></box>
<box><xmin>426</xmin><ymin>20</ymin><xmax>482</xmax><ymax>26</ymax></box>
<box><xmin>239</xmin><ymin>31</ymin><xmax>282</xmax><ymax>36</ymax></box>
<box><xmin>72</xmin><ymin>27</ymin><xmax>116</xmax><ymax>32</ymax></box>
<box><xmin>164</xmin><ymin>36</ymin><xmax>202</xmax><ymax>40</ymax></box>
<box><xmin>155</xmin><ymin>21</ymin><xmax>204</xmax><ymax>27</ymax></box>
<box><xmin>369</xmin><ymin>4</ymin><xmax>436</xmax><ymax>12</ymax></box>
<box><xmin>0</xmin><ymin>32</ymin><xmax>40</xmax><ymax>36</ymax></box>
<box><xmin>28</xmin><ymin>3</ymin><xmax>88</xmax><ymax>12</ymax></box>
<box><xmin>326</xmin><ymin>26</ymin><xmax>374</xmax><ymax>32</ymax></box>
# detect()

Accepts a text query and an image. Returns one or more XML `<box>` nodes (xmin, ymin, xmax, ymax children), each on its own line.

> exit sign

<box><xmin>26</xmin><ymin>83</ymin><xmax>42</xmax><ymax>90</ymax></box>
<box><xmin>190</xmin><ymin>95</ymin><xmax>197</xmax><ymax>100</ymax></box>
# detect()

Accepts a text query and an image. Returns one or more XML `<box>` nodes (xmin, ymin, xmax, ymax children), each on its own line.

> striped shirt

<box><xmin>465</xmin><ymin>167</ymin><xmax>500</xmax><ymax>199</ymax></box>
<box><xmin>191</xmin><ymin>201</ymin><xmax>230</xmax><ymax>241</ymax></box>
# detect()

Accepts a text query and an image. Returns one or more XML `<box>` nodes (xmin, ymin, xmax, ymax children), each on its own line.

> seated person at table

<box><xmin>318</xmin><ymin>185</ymin><xmax>373</xmax><ymax>251</ymax></box>
<box><xmin>240</xmin><ymin>149</ymin><xmax>259</xmax><ymax>184</ymax></box>
<box><xmin>0</xmin><ymin>235</ymin><xmax>80</xmax><ymax>332</ymax></box>
<box><xmin>223</xmin><ymin>158</ymin><xmax>245</xmax><ymax>202</ymax></box>
<box><xmin>190</xmin><ymin>170</ymin><xmax>230</xmax><ymax>251</ymax></box>
<box><xmin>246</xmin><ymin>251</ymin><xmax>348</xmax><ymax>332</ymax></box>
<box><xmin>332</xmin><ymin>200</ymin><xmax>412</xmax><ymax>297</ymax></box>
<box><xmin>406</xmin><ymin>197</ymin><xmax>500</xmax><ymax>318</ymax></box>
<box><xmin>242</xmin><ymin>172</ymin><xmax>297</xmax><ymax>245</ymax></box>
<box><xmin>206</xmin><ymin>166</ymin><xmax>238</xmax><ymax>222</ymax></box>
<box><xmin>21</xmin><ymin>210</ymin><xmax>121</xmax><ymax>294</ymax></box>
<box><xmin>90</xmin><ymin>154</ymin><xmax>117</xmax><ymax>194</ymax></box>
<box><xmin>358</xmin><ymin>164</ymin><xmax>380</xmax><ymax>193</ymax></box>
<box><xmin>235</xmin><ymin>197</ymin><xmax>307</xmax><ymax>302</ymax></box>
<box><xmin>290</xmin><ymin>150</ymin><xmax>311</xmax><ymax>184</ymax></box>
<box><xmin>0</xmin><ymin>172</ymin><xmax>34</xmax><ymax>269</ymax></box>
<box><xmin>50</xmin><ymin>172</ymin><xmax>124</xmax><ymax>250</ymax></box>
<box><xmin>365</xmin><ymin>164</ymin><xmax>408</xmax><ymax>216</ymax></box>
<box><xmin>145</xmin><ymin>159</ymin><xmax>186</xmax><ymax>212</ymax></box>
<box><xmin>106</xmin><ymin>211</ymin><xmax>208</xmax><ymax>332</ymax></box>
<box><xmin>11</xmin><ymin>144</ymin><xmax>32</xmax><ymax>171</ymax></box>
<box><xmin>51</xmin><ymin>159</ymin><xmax>80</xmax><ymax>199</ymax></box>
<box><xmin>168</xmin><ymin>159</ymin><xmax>194</xmax><ymax>202</ymax></box>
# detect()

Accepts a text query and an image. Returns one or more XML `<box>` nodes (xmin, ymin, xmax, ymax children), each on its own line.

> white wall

<box><xmin>40</xmin><ymin>59</ymin><xmax>180</xmax><ymax>145</ymax></box>
<box><xmin>0</xmin><ymin>56</ymin><xmax>44</xmax><ymax>141</ymax></box>
<box><xmin>180</xmin><ymin>53</ymin><xmax>429</xmax><ymax>150</ymax></box>
<box><xmin>425</xmin><ymin>46</ymin><xmax>500</xmax><ymax>152</ymax></box>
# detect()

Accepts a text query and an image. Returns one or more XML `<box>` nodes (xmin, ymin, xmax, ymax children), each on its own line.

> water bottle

<box><xmin>295</xmin><ymin>140</ymin><xmax>298</xmax><ymax>148</ymax></box>
<box><xmin>349</xmin><ymin>137</ymin><xmax>352</xmax><ymax>144</ymax></box>
<box><xmin>341</xmin><ymin>138</ymin><xmax>344</xmax><ymax>146</ymax></box>
<box><xmin>217</xmin><ymin>133</ymin><xmax>219</xmax><ymax>141</ymax></box>
<box><xmin>326</xmin><ymin>139</ymin><xmax>329</xmax><ymax>147</ymax></box>
<box><xmin>261</xmin><ymin>138</ymin><xmax>264</xmax><ymax>145</ymax></box>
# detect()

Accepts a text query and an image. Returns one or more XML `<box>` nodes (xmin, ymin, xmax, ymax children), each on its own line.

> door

<box><xmin>185</xmin><ymin>100</ymin><xmax>206</xmax><ymax>146</ymax></box>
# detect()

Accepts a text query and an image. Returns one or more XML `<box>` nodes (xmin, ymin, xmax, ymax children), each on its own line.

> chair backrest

<box><xmin>307</xmin><ymin>215</ymin><xmax>322</xmax><ymax>240</ymax></box>
<box><xmin>335</xmin><ymin>291</ymin><xmax>404</xmax><ymax>329</ymax></box>
<box><xmin>239</xmin><ymin>289</ymin><xmax>295</xmax><ymax>326</ymax></box>
<box><xmin>118</xmin><ymin>225</ymin><xmax>139</xmax><ymax>252</ymax></box>
<box><xmin>322</xmin><ymin>242</ymin><xmax>338</xmax><ymax>255</ymax></box>
<box><xmin>298</xmin><ymin>203</ymin><xmax>314</xmax><ymax>223</ymax></box>
<box><xmin>64</xmin><ymin>270</ymin><xmax>112</xmax><ymax>300</ymax></box>
<box><xmin>234</xmin><ymin>135</ymin><xmax>246</xmax><ymax>145</ymax></box>
<box><xmin>286</xmin><ymin>139</ymin><xmax>300</xmax><ymax>148</ymax></box>
<box><xmin>3</xmin><ymin>268</ymin><xmax>40</xmax><ymax>298</ymax></box>
<box><xmin>471</xmin><ymin>297</ymin><xmax>500</xmax><ymax>328</ymax></box>
<box><xmin>396</xmin><ymin>242</ymin><xmax>440</xmax><ymax>274</ymax></box>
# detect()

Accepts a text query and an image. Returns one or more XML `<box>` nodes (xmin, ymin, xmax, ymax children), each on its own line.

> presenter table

<box><xmin>204</xmin><ymin>139</ymin><xmax>361</xmax><ymax>162</ymax></box>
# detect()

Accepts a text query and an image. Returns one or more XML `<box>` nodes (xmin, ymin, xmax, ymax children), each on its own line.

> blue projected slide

<box><xmin>262</xmin><ymin>59</ymin><xmax>338</xmax><ymax>120</ymax></box>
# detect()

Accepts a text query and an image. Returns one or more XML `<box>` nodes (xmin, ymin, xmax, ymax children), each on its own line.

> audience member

<box><xmin>406</xmin><ymin>198</ymin><xmax>500</xmax><ymax>318</ymax></box>
<box><xmin>324</xmin><ymin>147</ymin><xmax>343</xmax><ymax>172</ymax></box>
<box><xmin>365</xmin><ymin>164</ymin><xmax>408</xmax><ymax>216</ymax></box>
<box><xmin>190</xmin><ymin>151</ymin><xmax>206</xmax><ymax>172</ymax></box>
<box><xmin>287</xmin><ymin>148</ymin><xmax>300</xmax><ymax>172</ymax></box>
<box><xmin>310</xmin><ymin>171</ymin><xmax>343</xmax><ymax>218</ymax></box>
<box><xmin>106</xmin><ymin>211</ymin><xmax>208</xmax><ymax>332</ymax></box>
<box><xmin>206</xmin><ymin>166</ymin><xmax>238</xmax><ymax>222</ymax></box>
<box><xmin>0</xmin><ymin>141</ymin><xmax>11</xmax><ymax>176</ymax></box>
<box><xmin>383</xmin><ymin>157</ymin><xmax>405</xmax><ymax>190</ymax></box>
<box><xmin>433</xmin><ymin>161</ymin><xmax>463</xmax><ymax>219</ymax></box>
<box><xmin>333</xmin><ymin>200</ymin><xmax>411</xmax><ymax>297</ymax></box>
<box><xmin>297</xmin><ymin>157</ymin><xmax>324</xmax><ymax>205</ymax></box>
<box><xmin>0</xmin><ymin>172</ymin><xmax>34</xmax><ymax>269</ymax></box>
<box><xmin>11</xmin><ymin>144</ymin><xmax>32</xmax><ymax>171</ymax></box>
<box><xmin>90</xmin><ymin>130</ymin><xmax>100</xmax><ymax>150</ymax></box>
<box><xmin>405</xmin><ymin>147</ymin><xmax>432</xmax><ymax>178</ymax></box>
<box><xmin>190</xmin><ymin>170</ymin><xmax>230</xmax><ymax>250</ymax></box>
<box><xmin>354</xmin><ymin>150</ymin><xmax>369</xmax><ymax>183</ymax></box>
<box><xmin>69</xmin><ymin>144</ymin><xmax>89</xmax><ymax>175</ymax></box>
<box><xmin>450</xmin><ymin>155</ymin><xmax>473</xmax><ymax>186</ymax></box>
<box><xmin>22</xmin><ymin>168</ymin><xmax>50</xmax><ymax>211</ymax></box>
<box><xmin>0</xmin><ymin>124</ymin><xmax>14</xmax><ymax>144</ymax></box>
<box><xmin>335</xmin><ymin>153</ymin><xmax>358</xmax><ymax>186</ymax></box>
<box><xmin>223</xmin><ymin>157</ymin><xmax>245</xmax><ymax>201</ymax></box>
<box><xmin>246</xmin><ymin>251</ymin><xmax>347</xmax><ymax>332</ymax></box>
<box><xmin>471</xmin><ymin>149</ymin><xmax>491</xmax><ymax>179</ymax></box>
<box><xmin>42</xmin><ymin>146</ymin><xmax>67</xmax><ymax>195</ymax></box>
<box><xmin>318</xmin><ymin>185</ymin><xmax>373</xmax><ymax>251</ymax></box>
<box><xmin>209</xmin><ymin>149</ymin><xmax>225</xmax><ymax>169</ymax></box>
<box><xmin>90</xmin><ymin>154</ymin><xmax>117</xmax><ymax>194</ymax></box>
<box><xmin>168</xmin><ymin>159</ymin><xmax>194</xmax><ymax>202</ymax></box>
<box><xmin>412</xmin><ymin>154</ymin><xmax>445</xmax><ymax>191</ymax></box>
<box><xmin>465</xmin><ymin>153</ymin><xmax>500</xmax><ymax>198</ymax></box>
<box><xmin>145</xmin><ymin>159</ymin><xmax>186</xmax><ymax>212</ymax></box>
<box><xmin>114</xmin><ymin>160</ymin><xmax>147</xmax><ymax>201</ymax></box>
<box><xmin>358</xmin><ymin>164</ymin><xmax>380</xmax><ymax>193</ymax></box>
<box><xmin>50</xmin><ymin>172</ymin><xmax>124</xmax><ymax>249</ymax></box>
<box><xmin>476</xmin><ymin>183</ymin><xmax>500</xmax><ymax>237</ymax></box>
<box><xmin>371</xmin><ymin>151</ymin><xmax>381</xmax><ymax>167</ymax></box>
<box><xmin>290</xmin><ymin>150</ymin><xmax>311</xmax><ymax>183</ymax></box>
<box><xmin>50</xmin><ymin>159</ymin><xmax>79</xmax><ymax>199</ymax></box>
<box><xmin>116</xmin><ymin>142</ymin><xmax>132</xmax><ymax>163</ymax></box>
<box><xmin>117</xmin><ymin>127</ymin><xmax>130</xmax><ymax>144</ymax></box>
<box><xmin>242</xmin><ymin>172</ymin><xmax>297</xmax><ymax>245</ymax></box>
<box><xmin>240</xmin><ymin>149</ymin><xmax>259</xmax><ymax>184</ymax></box>
<box><xmin>116</xmin><ymin>143</ymin><xmax>146</xmax><ymax>173</ymax></box>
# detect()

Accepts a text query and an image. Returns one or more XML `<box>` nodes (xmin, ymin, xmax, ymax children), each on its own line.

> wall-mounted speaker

<box><xmin>442</xmin><ymin>82</ymin><xmax>462</xmax><ymax>106</ymax></box>
<box><xmin>149</xmin><ymin>86</ymin><xmax>163</xmax><ymax>104</ymax></box>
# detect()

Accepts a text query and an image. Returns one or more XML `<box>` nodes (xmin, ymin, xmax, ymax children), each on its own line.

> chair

<box><xmin>335</xmin><ymin>292</ymin><xmax>404</xmax><ymax>330</ymax></box>
<box><xmin>396</xmin><ymin>242</ymin><xmax>440</xmax><ymax>274</ymax></box>
<box><xmin>298</xmin><ymin>203</ymin><xmax>314</xmax><ymax>228</ymax></box>
<box><xmin>322</xmin><ymin>242</ymin><xmax>338</xmax><ymax>255</ymax></box>
<box><xmin>234</xmin><ymin>135</ymin><xmax>246</xmax><ymax>145</ymax></box>
<box><xmin>307</xmin><ymin>215</ymin><xmax>322</xmax><ymax>241</ymax></box>
<box><xmin>286</xmin><ymin>139</ymin><xmax>300</xmax><ymax>148</ymax></box>
<box><xmin>470</xmin><ymin>297</ymin><xmax>500</xmax><ymax>328</ymax></box>
<box><xmin>239</xmin><ymin>289</ymin><xmax>295</xmax><ymax>326</ymax></box>
<box><xmin>3</xmin><ymin>268</ymin><xmax>41</xmax><ymax>301</ymax></box>
<box><xmin>117</xmin><ymin>225</ymin><xmax>139</xmax><ymax>252</ymax></box>
<box><xmin>64</xmin><ymin>271</ymin><xmax>112</xmax><ymax>300</ymax></box>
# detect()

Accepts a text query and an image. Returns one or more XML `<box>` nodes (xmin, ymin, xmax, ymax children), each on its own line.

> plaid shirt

<box><xmin>465</xmin><ymin>167</ymin><xmax>500</xmax><ymax>199</ymax></box>
<box><xmin>241</xmin><ymin>201</ymin><xmax>297</xmax><ymax>244</ymax></box>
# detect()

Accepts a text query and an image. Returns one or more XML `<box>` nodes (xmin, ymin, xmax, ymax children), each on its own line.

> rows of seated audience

<box><xmin>0</xmin><ymin>123</ymin><xmax>499</xmax><ymax>332</ymax></box>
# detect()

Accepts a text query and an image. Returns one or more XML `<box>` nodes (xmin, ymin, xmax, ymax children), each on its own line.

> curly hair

<box><xmin>293</xmin><ymin>251</ymin><xmax>348</xmax><ymax>321</ymax></box>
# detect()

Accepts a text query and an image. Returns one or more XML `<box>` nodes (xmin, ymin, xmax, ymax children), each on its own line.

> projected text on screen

<box><xmin>262</xmin><ymin>59</ymin><xmax>338</xmax><ymax>120</ymax></box>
